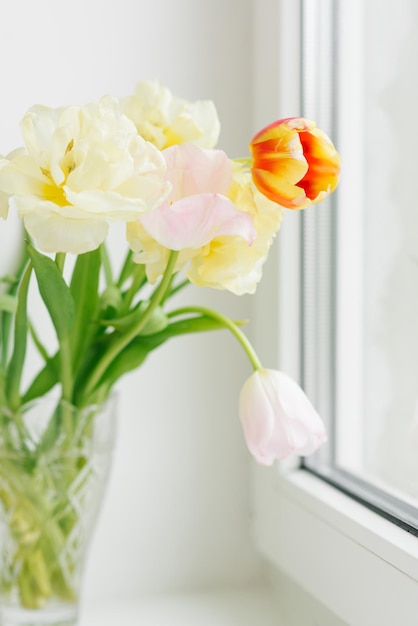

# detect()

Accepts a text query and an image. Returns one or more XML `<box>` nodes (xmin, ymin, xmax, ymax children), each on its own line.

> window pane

<box><xmin>301</xmin><ymin>0</ymin><xmax>418</xmax><ymax>525</ymax></box>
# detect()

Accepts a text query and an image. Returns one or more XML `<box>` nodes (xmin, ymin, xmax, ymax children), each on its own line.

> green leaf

<box><xmin>96</xmin><ymin>340</ymin><xmax>150</xmax><ymax>390</ymax></box>
<box><xmin>72</xmin><ymin>337</ymin><xmax>109</xmax><ymax>404</ymax></box>
<box><xmin>94</xmin><ymin>314</ymin><xmax>228</xmax><ymax>391</ymax></box>
<box><xmin>72</xmin><ymin>312</ymin><xmax>230</xmax><ymax>402</ymax></box>
<box><xmin>1</xmin><ymin>244</ymin><xmax>29</xmax><ymax>369</ymax></box>
<box><xmin>29</xmin><ymin>323</ymin><xmax>50</xmax><ymax>362</ymax></box>
<box><xmin>27</xmin><ymin>245</ymin><xmax>74</xmax><ymax>341</ymax></box>
<box><xmin>99</xmin><ymin>302</ymin><xmax>168</xmax><ymax>336</ymax></box>
<box><xmin>0</xmin><ymin>367</ymin><xmax>6</xmax><ymax>407</ymax></box>
<box><xmin>0</xmin><ymin>294</ymin><xmax>17</xmax><ymax>313</ymax></box>
<box><xmin>0</xmin><ymin>274</ymin><xmax>20</xmax><ymax>287</ymax></box>
<box><xmin>6</xmin><ymin>263</ymin><xmax>32</xmax><ymax>408</ymax></box>
<box><xmin>70</xmin><ymin>249</ymin><xmax>101</xmax><ymax>369</ymax></box>
<box><xmin>164</xmin><ymin>315</ymin><xmax>230</xmax><ymax>336</ymax></box>
<box><xmin>21</xmin><ymin>354</ymin><xmax>60</xmax><ymax>404</ymax></box>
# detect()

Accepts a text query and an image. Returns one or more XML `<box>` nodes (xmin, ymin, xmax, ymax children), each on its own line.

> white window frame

<box><xmin>252</xmin><ymin>1</ymin><xmax>418</xmax><ymax>623</ymax></box>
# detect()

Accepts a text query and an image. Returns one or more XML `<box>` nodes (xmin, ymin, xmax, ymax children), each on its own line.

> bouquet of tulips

<box><xmin>0</xmin><ymin>79</ymin><xmax>339</xmax><ymax>614</ymax></box>
<box><xmin>0</xmin><ymin>81</ymin><xmax>339</xmax><ymax>464</ymax></box>
<box><xmin>0</xmin><ymin>80</ymin><xmax>340</xmax><ymax>464</ymax></box>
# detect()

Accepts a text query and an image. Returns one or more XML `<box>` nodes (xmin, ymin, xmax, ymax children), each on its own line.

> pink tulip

<box><xmin>140</xmin><ymin>143</ymin><xmax>256</xmax><ymax>250</ymax></box>
<box><xmin>239</xmin><ymin>369</ymin><xmax>327</xmax><ymax>465</ymax></box>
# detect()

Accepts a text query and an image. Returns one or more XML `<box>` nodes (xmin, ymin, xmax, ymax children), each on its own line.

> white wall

<box><xmin>0</xmin><ymin>0</ymin><xmax>263</xmax><ymax>602</ymax></box>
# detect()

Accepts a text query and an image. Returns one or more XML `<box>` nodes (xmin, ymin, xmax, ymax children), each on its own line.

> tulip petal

<box><xmin>297</xmin><ymin>128</ymin><xmax>341</xmax><ymax>201</ymax></box>
<box><xmin>140</xmin><ymin>194</ymin><xmax>256</xmax><ymax>250</ymax></box>
<box><xmin>163</xmin><ymin>143</ymin><xmax>233</xmax><ymax>201</ymax></box>
<box><xmin>121</xmin><ymin>80</ymin><xmax>220</xmax><ymax>150</ymax></box>
<box><xmin>0</xmin><ymin>152</ymin><xmax>46</xmax><ymax>197</ymax></box>
<box><xmin>63</xmin><ymin>186</ymin><xmax>171</xmax><ymax>220</ymax></box>
<box><xmin>19</xmin><ymin>201</ymin><xmax>109</xmax><ymax>254</ymax></box>
<box><xmin>166</xmin><ymin>99</ymin><xmax>221</xmax><ymax>149</ymax></box>
<box><xmin>267</xmin><ymin>371</ymin><xmax>327</xmax><ymax>457</ymax></box>
<box><xmin>239</xmin><ymin>369</ymin><xmax>276</xmax><ymax>451</ymax></box>
<box><xmin>0</xmin><ymin>157</ymin><xmax>11</xmax><ymax>219</ymax></box>
<box><xmin>0</xmin><ymin>192</ymin><xmax>9</xmax><ymax>219</ymax></box>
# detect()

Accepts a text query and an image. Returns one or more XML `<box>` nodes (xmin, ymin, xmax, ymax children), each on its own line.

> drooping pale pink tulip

<box><xmin>139</xmin><ymin>143</ymin><xmax>256</xmax><ymax>250</ymax></box>
<box><xmin>239</xmin><ymin>368</ymin><xmax>327</xmax><ymax>465</ymax></box>
<box><xmin>249</xmin><ymin>117</ymin><xmax>340</xmax><ymax>210</ymax></box>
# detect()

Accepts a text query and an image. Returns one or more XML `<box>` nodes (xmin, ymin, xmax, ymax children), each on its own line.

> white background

<box><xmin>0</xmin><ymin>0</ymin><xmax>274</xmax><ymax>603</ymax></box>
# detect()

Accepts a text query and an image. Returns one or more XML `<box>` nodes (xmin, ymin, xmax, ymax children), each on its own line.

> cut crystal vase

<box><xmin>0</xmin><ymin>394</ymin><xmax>116</xmax><ymax>626</ymax></box>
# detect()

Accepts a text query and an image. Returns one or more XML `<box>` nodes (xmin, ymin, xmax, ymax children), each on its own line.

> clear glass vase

<box><xmin>0</xmin><ymin>394</ymin><xmax>116</xmax><ymax>626</ymax></box>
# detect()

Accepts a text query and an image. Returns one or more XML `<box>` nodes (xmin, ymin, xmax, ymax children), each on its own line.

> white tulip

<box><xmin>239</xmin><ymin>369</ymin><xmax>327</xmax><ymax>465</ymax></box>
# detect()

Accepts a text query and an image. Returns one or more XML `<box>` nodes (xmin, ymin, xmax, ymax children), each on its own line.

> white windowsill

<box><xmin>79</xmin><ymin>588</ymin><xmax>283</xmax><ymax>626</ymax></box>
<box><xmin>253</xmin><ymin>464</ymin><xmax>418</xmax><ymax>626</ymax></box>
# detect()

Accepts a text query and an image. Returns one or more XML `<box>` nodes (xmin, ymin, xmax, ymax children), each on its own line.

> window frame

<box><xmin>252</xmin><ymin>1</ymin><xmax>418</xmax><ymax>622</ymax></box>
<box><xmin>299</xmin><ymin>0</ymin><xmax>418</xmax><ymax>535</ymax></box>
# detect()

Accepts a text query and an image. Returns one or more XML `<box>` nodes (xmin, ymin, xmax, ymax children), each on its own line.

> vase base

<box><xmin>0</xmin><ymin>604</ymin><xmax>77</xmax><ymax>626</ymax></box>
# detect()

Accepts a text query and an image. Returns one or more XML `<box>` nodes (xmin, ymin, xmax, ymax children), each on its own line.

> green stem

<box><xmin>83</xmin><ymin>250</ymin><xmax>179</xmax><ymax>397</ymax></box>
<box><xmin>167</xmin><ymin>278</ymin><xmax>190</xmax><ymax>299</ymax></box>
<box><xmin>0</xmin><ymin>368</ymin><xmax>5</xmax><ymax>408</ymax></box>
<box><xmin>55</xmin><ymin>253</ymin><xmax>66</xmax><ymax>273</ymax></box>
<box><xmin>0</xmin><ymin>454</ymin><xmax>82</xmax><ymax>607</ymax></box>
<box><xmin>122</xmin><ymin>264</ymin><xmax>146</xmax><ymax>313</ymax></box>
<box><xmin>117</xmin><ymin>249</ymin><xmax>134</xmax><ymax>288</ymax></box>
<box><xmin>100</xmin><ymin>244</ymin><xmax>113</xmax><ymax>286</ymax></box>
<box><xmin>59</xmin><ymin>335</ymin><xmax>73</xmax><ymax>403</ymax></box>
<box><xmin>54</xmin><ymin>254</ymin><xmax>73</xmax><ymax>403</ymax></box>
<box><xmin>169</xmin><ymin>305</ymin><xmax>262</xmax><ymax>371</ymax></box>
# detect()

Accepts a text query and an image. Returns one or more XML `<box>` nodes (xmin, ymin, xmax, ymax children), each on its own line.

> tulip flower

<box><xmin>249</xmin><ymin>117</ymin><xmax>340</xmax><ymax>209</ymax></box>
<box><xmin>239</xmin><ymin>368</ymin><xmax>327</xmax><ymax>465</ymax></box>
<box><xmin>121</xmin><ymin>79</ymin><xmax>220</xmax><ymax>150</ymax></box>
<box><xmin>0</xmin><ymin>97</ymin><xmax>170</xmax><ymax>254</ymax></box>
<box><xmin>128</xmin><ymin>143</ymin><xmax>256</xmax><ymax>274</ymax></box>
<box><xmin>185</xmin><ymin>161</ymin><xmax>283</xmax><ymax>295</ymax></box>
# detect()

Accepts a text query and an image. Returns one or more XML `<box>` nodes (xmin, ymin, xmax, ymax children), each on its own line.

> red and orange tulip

<box><xmin>249</xmin><ymin>117</ymin><xmax>340</xmax><ymax>209</ymax></box>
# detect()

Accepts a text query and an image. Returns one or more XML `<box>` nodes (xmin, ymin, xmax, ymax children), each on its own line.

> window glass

<box><xmin>301</xmin><ymin>0</ymin><xmax>418</xmax><ymax>527</ymax></box>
